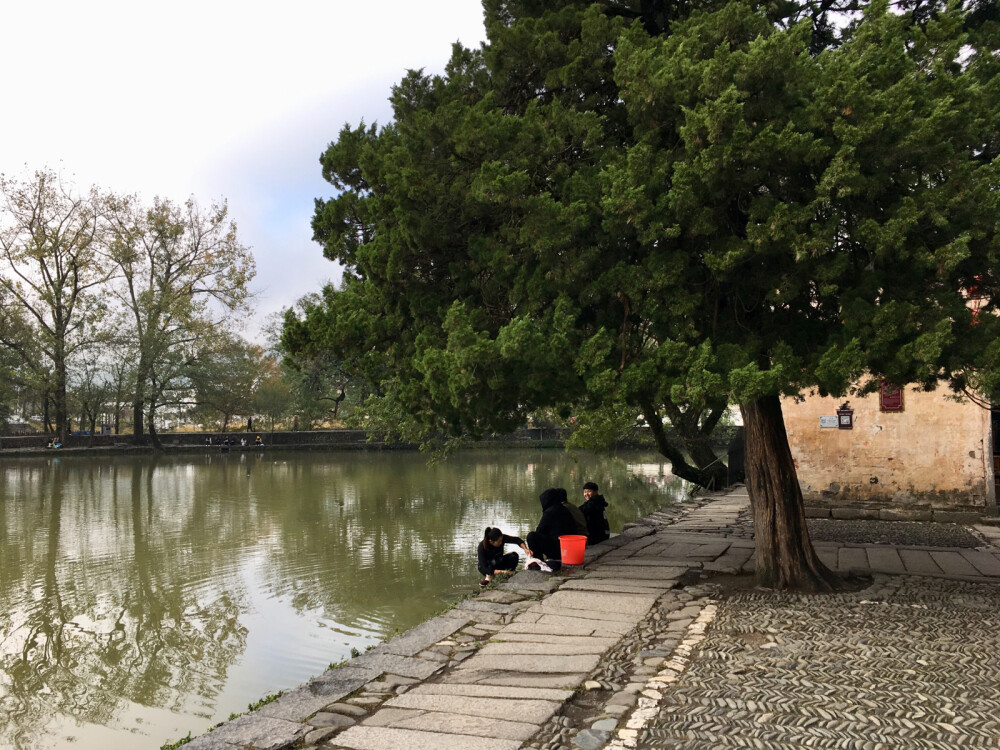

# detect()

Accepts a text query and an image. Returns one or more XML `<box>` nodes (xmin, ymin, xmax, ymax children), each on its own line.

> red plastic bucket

<box><xmin>558</xmin><ymin>535</ymin><xmax>587</xmax><ymax>565</ymax></box>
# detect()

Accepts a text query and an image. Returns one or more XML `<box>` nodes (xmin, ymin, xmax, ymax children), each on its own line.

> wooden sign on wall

<box><xmin>880</xmin><ymin>381</ymin><xmax>904</xmax><ymax>412</ymax></box>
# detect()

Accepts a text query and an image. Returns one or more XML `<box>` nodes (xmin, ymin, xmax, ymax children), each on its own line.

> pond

<box><xmin>0</xmin><ymin>448</ymin><xmax>686</xmax><ymax>750</ymax></box>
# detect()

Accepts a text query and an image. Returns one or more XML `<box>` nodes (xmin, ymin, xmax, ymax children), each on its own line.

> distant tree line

<box><xmin>0</xmin><ymin>169</ymin><xmax>361</xmax><ymax>442</ymax></box>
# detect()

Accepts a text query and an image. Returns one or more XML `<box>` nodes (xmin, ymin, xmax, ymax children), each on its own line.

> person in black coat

<box><xmin>580</xmin><ymin>481</ymin><xmax>610</xmax><ymax>545</ymax></box>
<box><xmin>477</xmin><ymin>527</ymin><xmax>528</xmax><ymax>586</ymax></box>
<box><xmin>525</xmin><ymin>488</ymin><xmax>587</xmax><ymax>568</ymax></box>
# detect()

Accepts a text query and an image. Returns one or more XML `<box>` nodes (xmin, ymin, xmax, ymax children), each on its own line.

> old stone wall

<box><xmin>782</xmin><ymin>388</ymin><xmax>995</xmax><ymax>512</ymax></box>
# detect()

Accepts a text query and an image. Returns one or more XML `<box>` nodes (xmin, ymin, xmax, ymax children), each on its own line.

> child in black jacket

<box><xmin>580</xmin><ymin>481</ymin><xmax>610</xmax><ymax>545</ymax></box>
<box><xmin>477</xmin><ymin>527</ymin><xmax>528</xmax><ymax>586</ymax></box>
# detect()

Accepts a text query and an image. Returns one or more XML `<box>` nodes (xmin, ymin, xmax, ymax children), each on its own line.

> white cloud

<box><xmin>0</xmin><ymin>0</ymin><xmax>487</xmax><ymax>338</ymax></box>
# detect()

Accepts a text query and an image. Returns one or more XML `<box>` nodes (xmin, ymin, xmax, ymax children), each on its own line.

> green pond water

<box><xmin>0</xmin><ymin>448</ymin><xmax>687</xmax><ymax>749</ymax></box>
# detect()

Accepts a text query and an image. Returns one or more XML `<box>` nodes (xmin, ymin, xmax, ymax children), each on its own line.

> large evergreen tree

<box><xmin>293</xmin><ymin>0</ymin><xmax>735</xmax><ymax>487</ymax></box>
<box><xmin>291</xmin><ymin>0</ymin><xmax>1000</xmax><ymax>589</ymax></box>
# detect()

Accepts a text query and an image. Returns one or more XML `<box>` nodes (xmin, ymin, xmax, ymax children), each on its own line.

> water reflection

<box><xmin>0</xmin><ymin>459</ymin><xmax>248</xmax><ymax>750</ymax></box>
<box><xmin>0</xmin><ymin>449</ymin><xmax>684</xmax><ymax>749</ymax></box>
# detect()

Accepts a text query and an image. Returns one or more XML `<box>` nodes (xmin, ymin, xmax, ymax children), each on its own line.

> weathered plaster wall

<box><xmin>782</xmin><ymin>389</ymin><xmax>994</xmax><ymax>511</ymax></box>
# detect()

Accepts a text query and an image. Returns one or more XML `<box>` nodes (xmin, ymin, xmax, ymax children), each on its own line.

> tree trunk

<box><xmin>133</xmin><ymin>357</ymin><xmax>149</xmax><ymax>444</ymax></box>
<box><xmin>54</xmin><ymin>349</ymin><xmax>68</xmax><ymax>445</ymax></box>
<box><xmin>147</xmin><ymin>403</ymin><xmax>162</xmax><ymax>450</ymax></box>
<box><xmin>740</xmin><ymin>394</ymin><xmax>841</xmax><ymax>591</ymax></box>
<box><xmin>641</xmin><ymin>399</ymin><xmax>728</xmax><ymax>489</ymax></box>
<box><xmin>663</xmin><ymin>401</ymin><xmax>730</xmax><ymax>486</ymax></box>
<box><xmin>133</xmin><ymin>398</ymin><xmax>145</xmax><ymax>444</ymax></box>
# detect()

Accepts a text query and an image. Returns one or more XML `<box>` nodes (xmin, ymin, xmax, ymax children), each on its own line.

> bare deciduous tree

<box><xmin>0</xmin><ymin>170</ymin><xmax>113</xmax><ymax>442</ymax></box>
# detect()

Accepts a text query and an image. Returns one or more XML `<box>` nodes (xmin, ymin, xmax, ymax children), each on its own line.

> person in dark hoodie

<box><xmin>525</xmin><ymin>488</ymin><xmax>587</xmax><ymax>569</ymax></box>
<box><xmin>477</xmin><ymin>527</ymin><xmax>528</xmax><ymax>586</ymax></box>
<box><xmin>580</xmin><ymin>481</ymin><xmax>610</xmax><ymax>545</ymax></box>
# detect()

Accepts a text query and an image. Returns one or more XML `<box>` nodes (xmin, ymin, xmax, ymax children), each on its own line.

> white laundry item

<box><xmin>523</xmin><ymin>556</ymin><xmax>552</xmax><ymax>573</ymax></box>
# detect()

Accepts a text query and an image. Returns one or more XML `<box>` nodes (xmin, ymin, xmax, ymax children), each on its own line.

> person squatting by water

<box><xmin>477</xmin><ymin>527</ymin><xmax>529</xmax><ymax>587</ymax></box>
<box><xmin>525</xmin><ymin>488</ymin><xmax>587</xmax><ymax>571</ymax></box>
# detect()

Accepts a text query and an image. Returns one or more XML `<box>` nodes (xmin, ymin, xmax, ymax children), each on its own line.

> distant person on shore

<box><xmin>247</xmin><ymin>417</ymin><xmax>253</xmax><ymax>432</ymax></box>
<box><xmin>477</xmin><ymin>527</ymin><xmax>528</xmax><ymax>587</ymax></box>
<box><xmin>525</xmin><ymin>488</ymin><xmax>587</xmax><ymax>570</ymax></box>
<box><xmin>580</xmin><ymin>481</ymin><xmax>610</xmax><ymax>545</ymax></box>
<box><xmin>254</xmin><ymin>434</ymin><xmax>263</xmax><ymax>447</ymax></box>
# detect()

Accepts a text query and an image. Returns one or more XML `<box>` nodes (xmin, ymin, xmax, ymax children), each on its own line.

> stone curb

<box><xmin>807</xmin><ymin>506</ymin><xmax>988</xmax><ymax>524</ymax></box>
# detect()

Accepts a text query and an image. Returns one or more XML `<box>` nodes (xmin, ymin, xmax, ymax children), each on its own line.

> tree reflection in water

<box><xmin>0</xmin><ymin>459</ymin><xmax>248</xmax><ymax>750</ymax></box>
<box><xmin>0</xmin><ymin>450</ymin><xmax>684</xmax><ymax>749</ymax></box>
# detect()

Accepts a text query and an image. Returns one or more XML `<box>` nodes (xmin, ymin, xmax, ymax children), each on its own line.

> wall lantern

<box><xmin>836</xmin><ymin>406</ymin><xmax>854</xmax><ymax>430</ymax></box>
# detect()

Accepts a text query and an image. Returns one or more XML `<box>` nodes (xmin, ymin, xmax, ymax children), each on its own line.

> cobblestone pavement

<box><xmin>627</xmin><ymin>576</ymin><xmax>1000</xmax><ymax>750</ymax></box>
<box><xmin>806</xmin><ymin>517</ymin><xmax>983</xmax><ymax>547</ymax></box>
<box><xmin>174</xmin><ymin>489</ymin><xmax>1000</xmax><ymax>750</ymax></box>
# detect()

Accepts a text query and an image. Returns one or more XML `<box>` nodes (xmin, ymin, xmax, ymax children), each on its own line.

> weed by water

<box><xmin>158</xmin><ymin>689</ymin><xmax>285</xmax><ymax>747</ymax></box>
<box><xmin>245</xmin><ymin>691</ymin><xmax>284</xmax><ymax>714</ymax></box>
<box><xmin>160</xmin><ymin>733</ymin><xmax>192</xmax><ymax>750</ymax></box>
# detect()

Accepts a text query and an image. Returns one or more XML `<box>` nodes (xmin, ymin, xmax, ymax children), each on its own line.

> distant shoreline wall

<box><xmin>0</xmin><ymin>425</ymin><xmax>737</xmax><ymax>456</ymax></box>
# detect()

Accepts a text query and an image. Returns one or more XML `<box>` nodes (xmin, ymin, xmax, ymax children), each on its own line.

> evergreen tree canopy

<box><xmin>289</xmin><ymin>0</ymin><xmax>1000</xmax><ymax>588</ymax></box>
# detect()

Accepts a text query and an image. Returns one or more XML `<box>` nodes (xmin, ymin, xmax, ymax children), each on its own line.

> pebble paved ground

<box><xmin>630</xmin><ymin>575</ymin><xmax>1000</xmax><ymax>749</ymax></box>
<box><xmin>806</xmin><ymin>517</ymin><xmax>983</xmax><ymax>547</ymax></box>
<box><xmin>174</xmin><ymin>489</ymin><xmax>1000</xmax><ymax>750</ymax></box>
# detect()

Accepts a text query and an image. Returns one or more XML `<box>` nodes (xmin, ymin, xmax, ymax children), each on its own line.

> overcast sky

<box><xmin>0</xmin><ymin>1</ymin><xmax>487</xmax><ymax>340</ymax></box>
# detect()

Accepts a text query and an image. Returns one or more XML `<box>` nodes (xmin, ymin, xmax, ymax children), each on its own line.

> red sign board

<box><xmin>880</xmin><ymin>381</ymin><xmax>903</xmax><ymax>412</ymax></box>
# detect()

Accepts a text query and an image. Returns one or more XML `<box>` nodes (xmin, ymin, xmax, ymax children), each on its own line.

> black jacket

<box><xmin>534</xmin><ymin>488</ymin><xmax>587</xmax><ymax>540</ymax></box>
<box><xmin>580</xmin><ymin>494</ymin><xmax>610</xmax><ymax>544</ymax></box>
<box><xmin>477</xmin><ymin>533</ymin><xmax>524</xmax><ymax>576</ymax></box>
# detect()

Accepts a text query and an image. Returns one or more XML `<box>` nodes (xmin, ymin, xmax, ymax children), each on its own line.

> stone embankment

<box><xmin>176</xmin><ymin>489</ymin><xmax>1000</xmax><ymax>750</ymax></box>
<box><xmin>0</xmin><ymin>425</ymin><xmax>739</xmax><ymax>455</ymax></box>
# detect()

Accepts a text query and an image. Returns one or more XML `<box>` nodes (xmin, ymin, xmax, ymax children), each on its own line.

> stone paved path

<box><xmin>177</xmin><ymin>488</ymin><xmax>1000</xmax><ymax>750</ymax></box>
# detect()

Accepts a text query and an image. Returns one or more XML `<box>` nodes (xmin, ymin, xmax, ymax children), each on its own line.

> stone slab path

<box><xmin>329</xmin><ymin>555</ymin><xmax>670</xmax><ymax>749</ymax></box>
<box><xmin>177</xmin><ymin>488</ymin><xmax>1000</xmax><ymax>750</ymax></box>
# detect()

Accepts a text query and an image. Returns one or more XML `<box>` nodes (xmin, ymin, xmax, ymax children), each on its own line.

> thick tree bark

<box><xmin>740</xmin><ymin>393</ymin><xmax>841</xmax><ymax>591</ymax></box>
